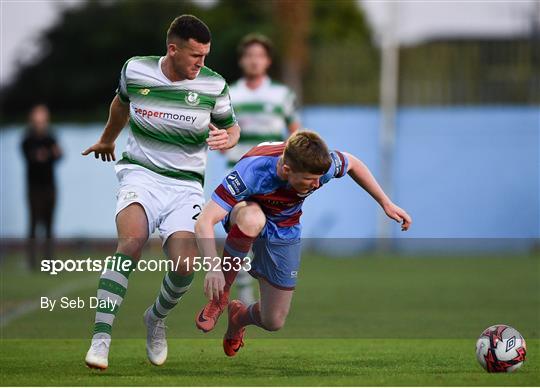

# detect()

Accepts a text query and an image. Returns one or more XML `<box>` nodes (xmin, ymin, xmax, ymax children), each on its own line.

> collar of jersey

<box><xmin>241</xmin><ymin>75</ymin><xmax>270</xmax><ymax>91</ymax></box>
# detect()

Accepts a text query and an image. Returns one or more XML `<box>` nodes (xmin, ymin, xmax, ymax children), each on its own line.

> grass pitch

<box><xmin>1</xmin><ymin>249</ymin><xmax>539</xmax><ymax>385</ymax></box>
<box><xmin>1</xmin><ymin>339</ymin><xmax>538</xmax><ymax>386</ymax></box>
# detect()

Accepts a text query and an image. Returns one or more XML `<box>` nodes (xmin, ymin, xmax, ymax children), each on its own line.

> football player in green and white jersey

<box><xmin>226</xmin><ymin>34</ymin><xmax>300</xmax><ymax>166</ymax></box>
<box><xmin>225</xmin><ymin>34</ymin><xmax>300</xmax><ymax>304</ymax></box>
<box><xmin>82</xmin><ymin>15</ymin><xmax>240</xmax><ymax>370</ymax></box>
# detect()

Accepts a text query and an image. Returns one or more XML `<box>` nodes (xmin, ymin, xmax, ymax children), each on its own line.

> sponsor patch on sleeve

<box><xmin>331</xmin><ymin>152</ymin><xmax>343</xmax><ymax>177</ymax></box>
<box><xmin>225</xmin><ymin>170</ymin><xmax>248</xmax><ymax>196</ymax></box>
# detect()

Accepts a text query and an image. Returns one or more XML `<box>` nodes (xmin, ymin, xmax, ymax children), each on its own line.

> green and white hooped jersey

<box><xmin>115</xmin><ymin>56</ymin><xmax>236</xmax><ymax>185</ymax></box>
<box><xmin>226</xmin><ymin>77</ymin><xmax>298</xmax><ymax>165</ymax></box>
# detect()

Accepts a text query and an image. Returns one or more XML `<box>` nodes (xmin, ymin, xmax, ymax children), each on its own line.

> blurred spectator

<box><xmin>21</xmin><ymin>104</ymin><xmax>62</xmax><ymax>270</ymax></box>
<box><xmin>225</xmin><ymin>33</ymin><xmax>300</xmax><ymax>167</ymax></box>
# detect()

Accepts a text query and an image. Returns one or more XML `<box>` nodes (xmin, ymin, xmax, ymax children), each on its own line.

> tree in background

<box><xmin>273</xmin><ymin>0</ymin><xmax>311</xmax><ymax>104</ymax></box>
<box><xmin>0</xmin><ymin>0</ymin><xmax>377</xmax><ymax>122</ymax></box>
<box><xmin>304</xmin><ymin>0</ymin><xmax>380</xmax><ymax>105</ymax></box>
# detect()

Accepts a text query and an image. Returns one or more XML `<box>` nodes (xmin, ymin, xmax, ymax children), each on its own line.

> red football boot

<box><xmin>223</xmin><ymin>300</ymin><xmax>247</xmax><ymax>357</ymax></box>
<box><xmin>195</xmin><ymin>295</ymin><xmax>228</xmax><ymax>333</ymax></box>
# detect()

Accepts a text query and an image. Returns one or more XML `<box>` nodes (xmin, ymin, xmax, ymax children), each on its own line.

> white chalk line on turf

<box><xmin>0</xmin><ymin>277</ymin><xmax>96</xmax><ymax>328</ymax></box>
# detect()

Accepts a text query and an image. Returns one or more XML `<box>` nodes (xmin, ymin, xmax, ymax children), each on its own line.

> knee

<box><xmin>173</xmin><ymin>257</ymin><xmax>196</xmax><ymax>276</ymax></box>
<box><xmin>261</xmin><ymin>311</ymin><xmax>288</xmax><ymax>332</ymax></box>
<box><xmin>165</xmin><ymin>232</ymin><xmax>199</xmax><ymax>274</ymax></box>
<box><xmin>235</xmin><ymin>204</ymin><xmax>266</xmax><ymax>236</ymax></box>
<box><xmin>116</xmin><ymin>237</ymin><xmax>144</xmax><ymax>260</ymax></box>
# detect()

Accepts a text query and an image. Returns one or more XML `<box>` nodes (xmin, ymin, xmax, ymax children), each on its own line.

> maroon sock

<box><xmin>235</xmin><ymin>301</ymin><xmax>264</xmax><ymax>329</ymax></box>
<box><xmin>221</xmin><ymin>224</ymin><xmax>256</xmax><ymax>302</ymax></box>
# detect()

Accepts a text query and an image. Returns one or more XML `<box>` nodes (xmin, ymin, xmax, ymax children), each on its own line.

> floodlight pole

<box><xmin>378</xmin><ymin>1</ymin><xmax>399</xmax><ymax>248</ymax></box>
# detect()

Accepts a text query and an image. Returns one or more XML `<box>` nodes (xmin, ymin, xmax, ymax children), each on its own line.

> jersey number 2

<box><xmin>192</xmin><ymin>204</ymin><xmax>202</xmax><ymax>220</ymax></box>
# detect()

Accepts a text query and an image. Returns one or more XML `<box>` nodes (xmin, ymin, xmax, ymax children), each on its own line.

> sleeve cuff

<box><xmin>117</xmin><ymin>91</ymin><xmax>129</xmax><ymax>104</ymax></box>
<box><xmin>211</xmin><ymin>191</ymin><xmax>233</xmax><ymax>212</ymax></box>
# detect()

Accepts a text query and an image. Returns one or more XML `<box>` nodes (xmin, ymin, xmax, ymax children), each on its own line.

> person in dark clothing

<box><xmin>21</xmin><ymin>104</ymin><xmax>62</xmax><ymax>270</ymax></box>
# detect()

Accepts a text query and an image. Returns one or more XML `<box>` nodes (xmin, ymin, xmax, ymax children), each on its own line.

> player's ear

<box><xmin>168</xmin><ymin>39</ymin><xmax>183</xmax><ymax>56</ymax></box>
<box><xmin>167</xmin><ymin>43</ymin><xmax>176</xmax><ymax>57</ymax></box>
<box><xmin>282</xmin><ymin>164</ymin><xmax>292</xmax><ymax>177</ymax></box>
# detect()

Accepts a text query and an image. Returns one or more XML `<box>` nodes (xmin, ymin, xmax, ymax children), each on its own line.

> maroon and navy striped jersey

<box><xmin>211</xmin><ymin>142</ymin><xmax>349</xmax><ymax>240</ymax></box>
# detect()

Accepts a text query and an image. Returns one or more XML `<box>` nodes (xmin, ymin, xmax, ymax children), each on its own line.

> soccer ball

<box><xmin>476</xmin><ymin>324</ymin><xmax>527</xmax><ymax>373</ymax></box>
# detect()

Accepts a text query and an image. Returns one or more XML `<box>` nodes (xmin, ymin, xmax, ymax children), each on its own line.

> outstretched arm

<box><xmin>81</xmin><ymin>95</ymin><xmax>129</xmax><ymax>161</ymax></box>
<box><xmin>194</xmin><ymin>200</ymin><xmax>229</xmax><ymax>300</ymax></box>
<box><xmin>343</xmin><ymin>152</ymin><xmax>412</xmax><ymax>231</ymax></box>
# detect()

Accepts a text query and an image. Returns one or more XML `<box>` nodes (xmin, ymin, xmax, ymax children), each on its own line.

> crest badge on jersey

<box><xmin>185</xmin><ymin>91</ymin><xmax>200</xmax><ymax>106</ymax></box>
<box><xmin>225</xmin><ymin>171</ymin><xmax>247</xmax><ymax>196</ymax></box>
<box><xmin>118</xmin><ymin>191</ymin><xmax>138</xmax><ymax>200</ymax></box>
<box><xmin>138</xmin><ymin>88</ymin><xmax>150</xmax><ymax>96</ymax></box>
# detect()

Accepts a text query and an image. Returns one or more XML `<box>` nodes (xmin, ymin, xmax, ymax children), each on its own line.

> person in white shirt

<box><xmin>82</xmin><ymin>14</ymin><xmax>240</xmax><ymax>370</ymax></box>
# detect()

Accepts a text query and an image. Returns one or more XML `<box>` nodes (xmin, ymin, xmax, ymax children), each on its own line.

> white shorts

<box><xmin>115</xmin><ymin>165</ymin><xmax>204</xmax><ymax>243</ymax></box>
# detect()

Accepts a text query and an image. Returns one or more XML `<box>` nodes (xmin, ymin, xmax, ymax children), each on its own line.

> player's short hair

<box><xmin>167</xmin><ymin>15</ymin><xmax>211</xmax><ymax>45</ymax></box>
<box><xmin>283</xmin><ymin>131</ymin><xmax>331</xmax><ymax>175</ymax></box>
<box><xmin>238</xmin><ymin>33</ymin><xmax>273</xmax><ymax>58</ymax></box>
